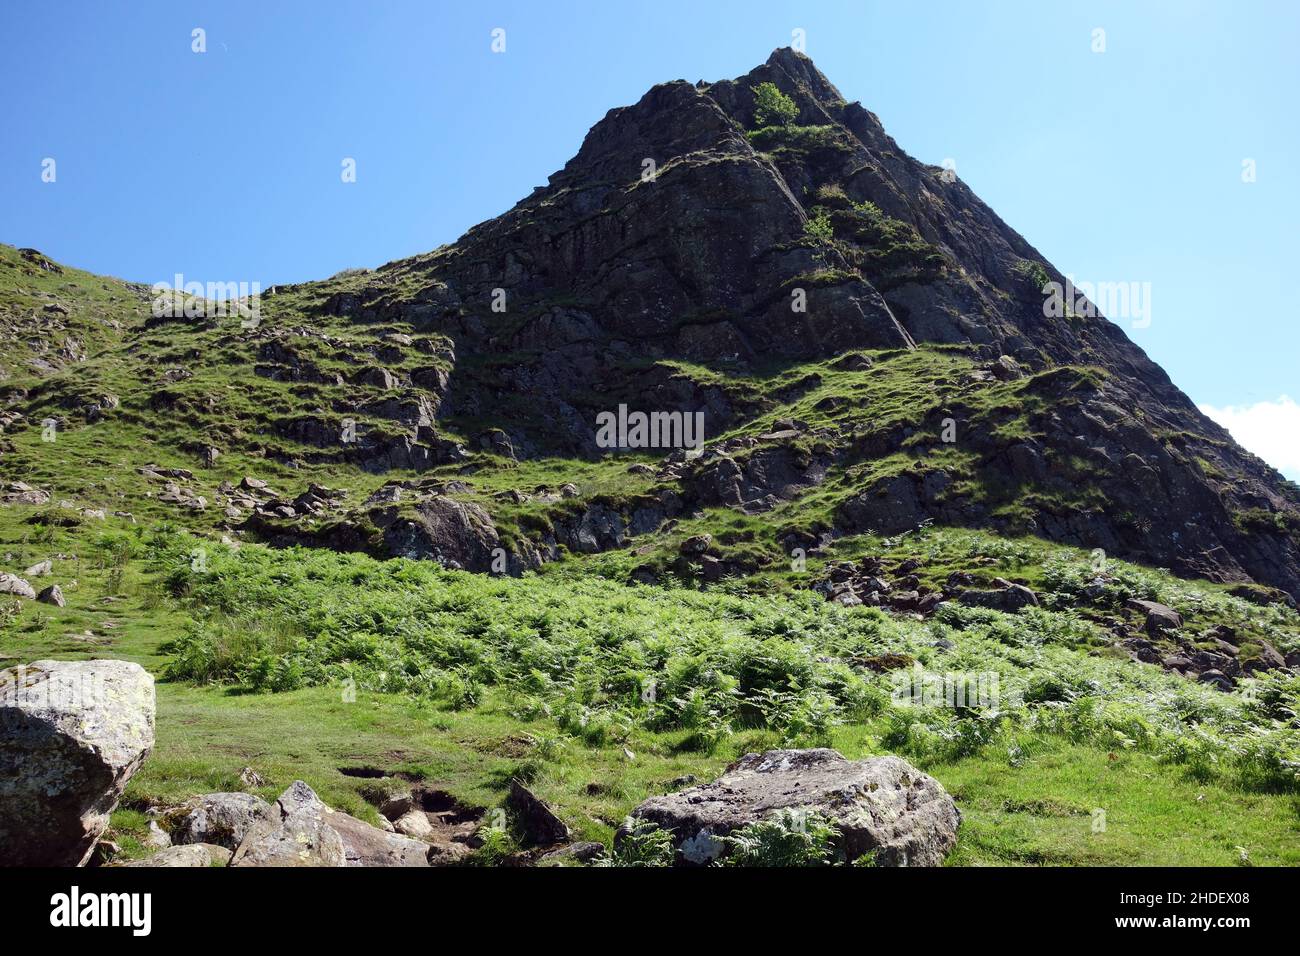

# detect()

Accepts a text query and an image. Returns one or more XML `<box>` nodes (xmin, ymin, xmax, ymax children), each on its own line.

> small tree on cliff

<box><xmin>752</xmin><ymin>81</ymin><xmax>798</xmax><ymax>127</ymax></box>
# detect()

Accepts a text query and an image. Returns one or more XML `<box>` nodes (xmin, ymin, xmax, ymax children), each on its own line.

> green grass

<box><xmin>2</xmin><ymin>503</ymin><xmax>1297</xmax><ymax>865</ymax></box>
<box><xmin>941</xmin><ymin>741</ymin><xmax>1300</xmax><ymax>866</ymax></box>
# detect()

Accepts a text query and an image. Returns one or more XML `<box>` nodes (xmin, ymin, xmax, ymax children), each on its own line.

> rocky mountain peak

<box><xmin>2</xmin><ymin>52</ymin><xmax>1297</xmax><ymax>601</ymax></box>
<box><xmin>298</xmin><ymin>51</ymin><xmax>1300</xmax><ymax>596</ymax></box>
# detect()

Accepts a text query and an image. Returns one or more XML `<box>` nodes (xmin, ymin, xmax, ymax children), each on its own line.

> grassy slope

<box><xmin>2</xmin><ymin>506</ymin><xmax>1296</xmax><ymax>866</ymax></box>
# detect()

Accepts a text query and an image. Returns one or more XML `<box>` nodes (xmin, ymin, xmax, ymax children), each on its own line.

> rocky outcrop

<box><xmin>229</xmin><ymin>781</ymin><xmax>430</xmax><ymax>867</ymax></box>
<box><xmin>171</xmin><ymin>792</ymin><xmax>276</xmax><ymax>850</ymax></box>
<box><xmin>619</xmin><ymin>748</ymin><xmax>959</xmax><ymax>866</ymax></box>
<box><xmin>683</xmin><ymin>437</ymin><xmax>830</xmax><ymax>514</ymax></box>
<box><xmin>1126</xmin><ymin>598</ymin><xmax>1182</xmax><ymax>635</ymax></box>
<box><xmin>378</xmin><ymin>496</ymin><xmax>512</xmax><ymax>572</ymax></box>
<box><xmin>0</xmin><ymin>659</ymin><xmax>155</xmax><ymax>866</ymax></box>
<box><xmin>229</xmin><ymin>782</ymin><xmax>348</xmax><ymax>867</ymax></box>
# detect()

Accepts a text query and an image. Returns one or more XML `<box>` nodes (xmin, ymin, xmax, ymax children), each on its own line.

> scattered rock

<box><xmin>0</xmin><ymin>573</ymin><xmax>36</xmax><ymax>600</ymax></box>
<box><xmin>36</xmin><ymin>584</ymin><xmax>65</xmax><ymax>607</ymax></box>
<box><xmin>1126</xmin><ymin>599</ymin><xmax>1182</xmax><ymax>634</ymax></box>
<box><xmin>144</xmin><ymin>820</ymin><xmax>172</xmax><ymax>849</ymax></box>
<box><xmin>327</xmin><ymin>805</ymin><xmax>432</xmax><ymax>867</ymax></box>
<box><xmin>378</xmin><ymin>792</ymin><xmax>413</xmax><ymax>821</ymax></box>
<box><xmin>238</xmin><ymin>766</ymin><xmax>265</xmax><ymax>789</ymax></box>
<box><xmin>1</xmin><ymin>482</ymin><xmax>51</xmax><ymax>506</ymax></box>
<box><xmin>830</xmin><ymin>352</ymin><xmax>873</xmax><ymax>371</ymax></box>
<box><xmin>506</xmin><ymin>780</ymin><xmax>571</xmax><ymax>846</ymax></box>
<box><xmin>888</xmin><ymin>589</ymin><xmax>920</xmax><ymax>611</ymax></box>
<box><xmin>1198</xmin><ymin>669</ymin><xmax>1235</xmax><ymax>692</ymax></box>
<box><xmin>392</xmin><ymin>809</ymin><xmax>434</xmax><ymax>840</ymax></box>
<box><xmin>990</xmin><ymin>355</ymin><xmax>1023</xmax><ymax>381</ymax></box>
<box><xmin>538</xmin><ymin>841</ymin><xmax>606</xmax><ymax>865</ymax></box>
<box><xmin>24</xmin><ymin>559</ymin><xmax>52</xmax><ymax>577</ymax></box>
<box><xmin>917</xmin><ymin>592</ymin><xmax>945</xmax><ymax>614</ymax></box>
<box><xmin>1121</xmin><ymin>637</ymin><xmax>1162</xmax><ymax>664</ymax></box>
<box><xmin>679</xmin><ymin>533</ymin><xmax>713</xmax><ymax>555</ymax></box>
<box><xmin>1227</xmin><ymin>583</ymin><xmax>1297</xmax><ymax>609</ymax></box>
<box><xmin>1244</xmin><ymin>641</ymin><xmax>1287</xmax><ymax>673</ymax></box>
<box><xmin>957</xmin><ymin>582</ymin><xmax>1038</xmax><ymax>612</ymax></box>
<box><xmin>853</xmin><ymin>652</ymin><xmax>916</xmax><ymax>673</ymax></box>
<box><xmin>229</xmin><ymin>781</ymin><xmax>346</xmax><ymax>867</ymax></box>
<box><xmin>230</xmin><ymin>781</ymin><xmax>430</xmax><ymax>867</ymax></box>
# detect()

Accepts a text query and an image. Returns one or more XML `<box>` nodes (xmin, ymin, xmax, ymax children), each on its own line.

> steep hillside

<box><xmin>2</xmin><ymin>50</ymin><xmax>1296</xmax><ymax>604</ymax></box>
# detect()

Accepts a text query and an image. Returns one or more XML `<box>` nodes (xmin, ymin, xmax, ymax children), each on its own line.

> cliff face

<box><xmin>316</xmin><ymin>49</ymin><xmax>1296</xmax><ymax>594</ymax></box>
<box><xmin>2</xmin><ymin>50</ymin><xmax>1298</xmax><ymax>597</ymax></box>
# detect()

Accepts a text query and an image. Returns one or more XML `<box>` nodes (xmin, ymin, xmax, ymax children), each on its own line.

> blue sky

<box><xmin>2</xmin><ymin>1</ymin><xmax>1296</xmax><ymax>476</ymax></box>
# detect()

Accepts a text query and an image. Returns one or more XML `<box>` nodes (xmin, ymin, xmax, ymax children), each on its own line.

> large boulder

<box><xmin>0</xmin><ymin>659</ymin><xmax>156</xmax><ymax>866</ymax></box>
<box><xmin>230</xmin><ymin>781</ymin><xmax>347</xmax><ymax>867</ymax></box>
<box><xmin>619</xmin><ymin>749</ymin><xmax>959</xmax><ymax>866</ymax></box>
<box><xmin>172</xmin><ymin>792</ymin><xmax>276</xmax><ymax>850</ymax></box>
<box><xmin>230</xmin><ymin>781</ymin><xmax>429</xmax><ymax>867</ymax></box>
<box><xmin>0</xmin><ymin>573</ymin><xmax>36</xmax><ymax>600</ymax></box>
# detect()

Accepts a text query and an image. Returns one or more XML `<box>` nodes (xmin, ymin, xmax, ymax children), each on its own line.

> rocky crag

<box><xmin>1</xmin><ymin>49</ymin><xmax>1297</xmax><ymax>599</ymax></box>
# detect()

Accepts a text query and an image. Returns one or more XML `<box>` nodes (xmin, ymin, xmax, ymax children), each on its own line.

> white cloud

<box><xmin>1198</xmin><ymin>395</ymin><xmax>1300</xmax><ymax>481</ymax></box>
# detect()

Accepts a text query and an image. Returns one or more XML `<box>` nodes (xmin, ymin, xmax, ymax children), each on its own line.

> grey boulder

<box><xmin>0</xmin><ymin>659</ymin><xmax>155</xmax><ymax>866</ymax></box>
<box><xmin>121</xmin><ymin>843</ymin><xmax>231</xmax><ymax>867</ymax></box>
<box><xmin>172</xmin><ymin>792</ymin><xmax>276</xmax><ymax>850</ymax></box>
<box><xmin>1126</xmin><ymin>599</ymin><xmax>1183</xmax><ymax>634</ymax></box>
<box><xmin>0</xmin><ymin>573</ymin><xmax>36</xmax><ymax>600</ymax></box>
<box><xmin>36</xmin><ymin>584</ymin><xmax>65</xmax><ymax>607</ymax></box>
<box><xmin>619</xmin><ymin>748</ymin><xmax>959</xmax><ymax>866</ymax></box>
<box><xmin>230</xmin><ymin>781</ymin><xmax>430</xmax><ymax>867</ymax></box>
